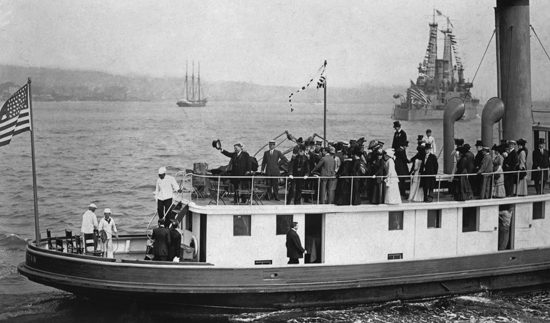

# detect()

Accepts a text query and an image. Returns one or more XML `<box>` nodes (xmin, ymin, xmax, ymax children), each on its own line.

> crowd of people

<box><xmin>214</xmin><ymin>120</ymin><xmax>549</xmax><ymax>205</ymax></box>
<box><xmin>451</xmin><ymin>137</ymin><xmax>547</xmax><ymax>201</ymax></box>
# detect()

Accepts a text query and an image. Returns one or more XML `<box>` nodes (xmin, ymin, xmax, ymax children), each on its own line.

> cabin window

<box><xmin>389</xmin><ymin>211</ymin><xmax>403</xmax><ymax>230</ymax></box>
<box><xmin>462</xmin><ymin>207</ymin><xmax>478</xmax><ymax>232</ymax></box>
<box><xmin>388</xmin><ymin>253</ymin><xmax>403</xmax><ymax>260</ymax></box>
<box><xmin>276</xmin><ymin>215</ymin><xmax>293</xmax><ymax>235</ymax></box>
<box><xmin>427</xmin><ymin>210</ymin><xmax>442</xmax><ymax>228</ymax></box>
<box><xmin>233</xmin><ymin>215</ymin><xmax>251</xmax><ymax>236</ymax></box>
<box><xmin>533</xmin><ymin>202</ymin><xmax>545</xmax><ymax>220</ymax></box>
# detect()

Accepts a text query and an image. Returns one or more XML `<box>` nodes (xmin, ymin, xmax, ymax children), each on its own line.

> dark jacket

<box><xmin>286</xmin><ymin>229</ymin><xmax>305</xmax><ymax>259</ymax></box>
<box><xmin>392</xmin><ymin>130</ymin><xmax>407</xmax><ymax>149</ymax></box>
<box><xmin>504</xmin><ymin>149</ymin><xmax>519</xmax><ymax>172</ymax></box>
<box><xmin>289</xmin><ymin>154</ymin><xmax>310</xmax><ymax>176</ymax></box>
<box><xmin>532</xmin><ymin>148</ymin><xmax>550</xmax><ymax>181</ymax></box>
<box><xmin>222</xmin><ymin>150</ymin><xmax>251</xmax><ymax>184</ymax></box>
<box><xmin>167</xmin><ymin>228</ymin><xmax>182</xmax><ymax>261</ymax></box>
<box><xmin>261</xmin><ymin>149</ymin><xmax>287</xmax><ymax>176</ymax></box>
<box><xmin>465</xmin><ymin>151</ymin><xmax>476</xmax><ymax>173</ymax></box>
<box><xmin>394</xmin><ymin>147</ymin><xmax>410</xmax><ymax>176</ymax></box>
<box><xmin>152</xmin><ymin>227</ymin><xmax>171</xmax><ymax>257</ymax></box>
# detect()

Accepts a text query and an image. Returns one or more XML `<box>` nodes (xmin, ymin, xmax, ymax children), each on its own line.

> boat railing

<box><xmin>181</xmin><ymin>168</ymin><xmax>550</xmax><ymax>205</ymax></box>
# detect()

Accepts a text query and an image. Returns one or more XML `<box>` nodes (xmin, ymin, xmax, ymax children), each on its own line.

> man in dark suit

<box><xmin>152</xmin><ymin>219</ymin><xmax>171</xmax><ymax>261</ymax></box>
<box><xmin>391</xmin><ymin>121</ymin><xmax>407</xmax><ymax>150</ymax></box>
<box><xmin>287</xmin><ymin>145</ymin><xmax>310</xmax><ymax>205</ymax></box>
<box><xmin>286</xmin><ymin>221</ymin><xmax>306</xmax><ymax>264</ymax></box>
<box><xmin>503</xmin><ymin>140</ymin><xmax>519</xmax><ymax>197</ymax></box>
<box><xmin>473</xmin><ymin>140</ymin><xmax>484</xmax><ymax>197</ymax></box>
<box><xmin>221</xmin><ymin>142</ymin><xmax>252</xmax><ymax>203</ymax></box>
<box><xmin>532</xmin><ymin>138</ymin><xmax>549</xmax><ymax>194</ymax></box>
<box><xmin>167</xmin><ymin>220</ymin><xmax>182</xmax><ymax>262</ymax></box>
<box><xmin>394</xmin><ymin>141</ymin><xmax>410</xmax><ymax>196</ymax></box>
<box><xmin>261</xmin><ymin>140</ymin><xmax>287</xmax><ymax>200</ymax></box>
<box><xmin>420</xmin><ymin>144</ymin><xmax>438</xmax><ymax>202</ymax></box>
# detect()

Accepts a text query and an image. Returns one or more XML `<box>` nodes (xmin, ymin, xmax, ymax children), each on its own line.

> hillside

<box><xmin>0</xmin><ymin>65</ymin><xmax>400</xmax><ymax>103</ymax></box>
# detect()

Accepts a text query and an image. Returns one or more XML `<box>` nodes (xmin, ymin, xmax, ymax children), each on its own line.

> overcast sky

<box><xmin>1</xmin><ymin>0</ymin><xmax>550</xmax><ymax>99</ymax></box>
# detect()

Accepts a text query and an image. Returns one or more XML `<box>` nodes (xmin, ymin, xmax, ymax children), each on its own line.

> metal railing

<box><xmin>179</xmin><ymin>167</ymin><xmax>550</xmax><ymax>206</ymax></box>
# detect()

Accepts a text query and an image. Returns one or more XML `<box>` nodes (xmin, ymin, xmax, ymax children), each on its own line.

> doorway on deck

<box><xmin>498</xmin><ymin>204</ymin><xmax>514</xmax><ymax>251</ymax></box>
<box><xmin>304</xmin><ymin>213</ymin><xmax>323</xmax><ymax>264</ymax></box>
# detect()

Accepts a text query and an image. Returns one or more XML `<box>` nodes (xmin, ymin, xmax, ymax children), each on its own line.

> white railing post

<box><xmin>437</xmin><ymin>175</ymin><xmax>441</xmax><ymax>202</ymax></box>
<box><xmin>350</xmin><ymin>176</ymin><xmax>354</xmax><ymax>205</ymax></box>
<box><xmin>317</xmin><ymin>176</ymin><xmax>321</xmax><ymax>204</ymax></box>
<box><xmin>217</xmin><ymin>176</ymin><xmax>221</xmax><ymax>205</ymax></box>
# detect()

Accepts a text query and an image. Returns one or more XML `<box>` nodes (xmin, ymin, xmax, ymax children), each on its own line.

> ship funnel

<box><xmin>481</xmin><ymin>98</ymin><xmax>505</xmax><ymax>148</ymax></box>
<box><xmin>443</xmin><ymin>97</ymin><xmax>465</xmax><ymax>174</ymax></box>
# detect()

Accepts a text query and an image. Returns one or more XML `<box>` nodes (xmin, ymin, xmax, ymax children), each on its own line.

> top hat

<box><xmin>212</xmin><ymin>139</ymin><xmax>222</xmax><ymax>150</ymax></box>
<box><xmin>475</xmin><ymin>140</ymin><xmax>483</xmax><ymax>147</ymax></box>
<box><xmin>539</xmin><ymin>138</ymin><xmax>545</xmax><ymax>144</ymax></box>
<box><xmin>393</xmin><ymin>121</ymin><xmax>401</xmax><ymax>127</ymax></box>
<box><xmin>424</xmin><ymin>143</ymin><xmax>432</xmax><ymax>149</ymax></box>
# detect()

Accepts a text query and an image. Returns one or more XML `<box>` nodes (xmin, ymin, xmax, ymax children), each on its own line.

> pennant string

<box><xmin>288</xmin><ymin>61</ymin><xmax>327</xmax><ymax>111</ymax></box>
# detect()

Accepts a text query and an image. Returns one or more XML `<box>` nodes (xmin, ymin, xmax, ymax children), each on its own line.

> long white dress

<box><xmin>408</xmin><ymin>159</ymin><xmax>424</xmax><ymax>202</ymax></box>
<box><xmin>384</xmin><ymin>158</ymin><xmax>402</xmax><ymax>205</ymax></box>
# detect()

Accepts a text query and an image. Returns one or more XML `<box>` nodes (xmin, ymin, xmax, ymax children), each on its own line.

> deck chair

<box><xmin>187</xmin><ymin>169</ymin><xmax>207</xmax><ymax>198</ymax></box>
<box><xmin>74</xmin><ymin>235</ymin><xmax>82</xmax><ymax>254</ymax></box>
<box><xmin>55</xmin><ymin>237</ymin><xmax>64</xmax><ymax>252</ymax></box>
<box><xmin>301</xmin><ymin>189</ymin><xmax>316</xmax><ymax>204</ymax></box>
<box><xmin>83</xmin><ymin>232</ymin><xmax>99</xmax><ymax>255</ymax></box>
<box><xmin>46</xmin><ymin>229</ymin><xmax>54</xmax><ymax>250</ymax></box>
<box><xmin>65</xmin><ymin>229</ymin><xmax>75</xmax><ymax>254</ymax></box>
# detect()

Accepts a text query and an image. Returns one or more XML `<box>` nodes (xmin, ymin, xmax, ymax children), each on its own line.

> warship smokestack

<box><xmin>495</xmin><ymin>0</ymin><xmax>532</xmax><ymax>153</ymax></box>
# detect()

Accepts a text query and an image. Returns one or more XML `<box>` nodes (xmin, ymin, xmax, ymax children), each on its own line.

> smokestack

<box><xmin>443</xmin><ymin>97</ymin><xmax>465</xmax><ymax>174</ymax></box>
<box><xmin>496</xmin><ymin>0</ymin><xmax>532</xmax><ymax>160</ymax></box>
<box><xmin>481</xmin><ymin>98</ymin><xmax>505</xmax><ymax>147</ymax></box>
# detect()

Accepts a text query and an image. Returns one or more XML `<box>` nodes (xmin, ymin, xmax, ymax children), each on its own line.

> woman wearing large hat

<box><xmin>532</xmin><ymin>138</ymin><xmax>549</xmax><ymax>194</ymax></box>
<box><xmin>515</xmin><ymin>138</ymin><xmax>529</xmax><ymax>196</ymax></box>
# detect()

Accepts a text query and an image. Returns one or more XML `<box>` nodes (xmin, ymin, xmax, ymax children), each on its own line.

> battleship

<box><xmin>393</xmin><ymin>11</ymin><xmax>479</xmax><ymax>121</ymax></box>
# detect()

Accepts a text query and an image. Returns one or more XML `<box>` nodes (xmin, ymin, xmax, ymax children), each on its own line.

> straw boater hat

<box><xmin>507</xmin><ymin>139</ymin><xmax>516</xmax><ymax>145</ymax></box>
<box><xmin>268</xmin><ymin>140</ymin><xmax>276</xmax><ymax>144</ymax></box>
<box><xmin>367</xmin><ymin>140</ymin><xmax>379</xmax><ymax>150</ymax></box>
<box><xmin>234</xmin><ymin>142</ymin><xmax>244</xmax><ymax>148</ymax></box>
<box><xmin>158</xmin><ymin>167</ymin><xmax>166</xmax><ymax>174</ymax></box>
<box><xmin>89</xmin><ymin>203</ymin><xmax>97</xmax><ymax>209</ymax></box>
<box><xmin>104</xmin><ymin>208</ymin><xmax>111</xmax><ymax>214</ymax></box>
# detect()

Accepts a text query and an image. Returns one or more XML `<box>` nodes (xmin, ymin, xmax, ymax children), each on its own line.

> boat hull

<box><xmin>176</xmin><ymin>99</ymin><xmax>207</xmax><ymax>107</ymax></box>
<box><xmin>393</xmin><ymin>104</ymin><xmax>478</xmax><ymax>121</ymax></box>
<box><xmin>18</xmin><ymin>239</ymin><xmax>550</xmax><ymax>312</ymax></box>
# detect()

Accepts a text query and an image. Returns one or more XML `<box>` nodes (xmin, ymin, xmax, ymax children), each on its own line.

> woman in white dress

<box><xmin>408</xmin><ymin>146</ymin><xmax>425</xmax><ymax>202</ymax></box>
<box><xmin>384</xmin><ymin>149</ymin><xmax>402</xmax><ymax>205</ymax></box>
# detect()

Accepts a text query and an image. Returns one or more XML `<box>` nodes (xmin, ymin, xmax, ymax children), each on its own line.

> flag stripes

<box><xmin>0</xmin><ymin>84</ymin><xmax>31</xmax><ymax>147</ymax></box>
<box><xmin>408</xmin><ymin>80</ymin><xmax>431</xmax><ymax>105</ymax></box>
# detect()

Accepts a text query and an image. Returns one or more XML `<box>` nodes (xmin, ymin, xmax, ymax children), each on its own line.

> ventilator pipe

<box><xmin>443</xmin><ymin>97</ymin><xmax>465</xmax><ymax>174</ymax></box>
<box><xmin>481</xmin><ymin>97</ymin><xmax>505</xmax><ymax>148</ymax></box>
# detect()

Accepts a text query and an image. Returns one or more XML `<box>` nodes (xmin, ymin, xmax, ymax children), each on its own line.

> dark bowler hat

<box><xmin>417</xmin><ymin>135</ymin><xmax>424</xmax><ymax>141</ymax></box>
<box><xmin>211</xmin><ymin>139</ymin><xmax>222</xmax><ymax>150</ymax></box>
<box><xmin>393</xmin><ymin>121</ymin><xmax>401</xmax><ymax>127</ymax></box>
<box><xmin>539</xmin><ymin>138</ymin><xmax>545</xmax><ymax>144</ymax></box>
<box><xmin>475</xmin><ymin>140</ymin><xmax>483</xmax><ymax>147</ymax></box>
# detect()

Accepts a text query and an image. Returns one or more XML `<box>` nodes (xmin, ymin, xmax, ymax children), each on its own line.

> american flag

<box><xmin>408</xmin><ymin>80</ymin><xmax>431</xmax><ymax>105</ymax></box>
<box><xmin>0</xmin><ymin>84</ymin><xmax>31</xmax><ymax>147</ymax></box>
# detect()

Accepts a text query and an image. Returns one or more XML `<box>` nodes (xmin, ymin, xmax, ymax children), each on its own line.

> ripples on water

<box><xmin>0</xmin><ymin>101</ymin><xmax>549</xmax><ymax>321</ymax></box>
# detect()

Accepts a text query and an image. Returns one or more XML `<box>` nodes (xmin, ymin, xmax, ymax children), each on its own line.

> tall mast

<box><xmin>198</xmin><ymin>62</ymin><xmax>201</xmax><ymax>101</ymax></box>
<box><xmin>192</xmin><ymin>62</ymin><xmax>195</xmax><ymax>101</ymax></box>
<box><xmin>185</xmin><ymin>61</ymin><xmax>189</xmax><ymax>101</ymax></box>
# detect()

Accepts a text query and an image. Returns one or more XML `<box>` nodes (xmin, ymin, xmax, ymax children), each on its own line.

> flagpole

<box><xmin>28</xmin><ymin>78</ymin><xmax>41</xmax><ymax>247</ymax></box>
<box><xmin>323</xmin><ymin>60</ymin><xmax>327</xmax><ymax>148</ymax></box>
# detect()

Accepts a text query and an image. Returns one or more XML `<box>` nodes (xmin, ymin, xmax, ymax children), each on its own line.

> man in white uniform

<box><xmin>98</xmin><ymin>208</ymin><xmax>118</xmax><ymax>258</ymax></box>
<box><xmin>155</xmin><ymin>166</ymin><xmax>180</xmax><ymax>221</ymax></box>
<box><xmin>81</xmin><ymin>203</ymin><xmax>99</xmax><ymax>251</ymax></box>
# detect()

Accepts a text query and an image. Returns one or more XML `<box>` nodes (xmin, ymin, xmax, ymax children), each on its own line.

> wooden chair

<box><xmin>55</xmin><ymin>237</ymin><xmax>64</xmax><ymax>252</ymax></box>
<box><xmin>46</xmin><ymin>229</ymin><xmax>54</xmax><ymax>250</ymax></box>
<box><xmin>83</xmin><ymin>232</ymin><xmax>98</xmax><ymax>254</ymax></box>
<box><xmin>74</xmin><ymin>235</ymin><xmax>82</xmax><ymax>254</ymax></box>
<box><xmin>301</xmin><ymin>189</ymin><xmax>316</xmax><ymax>204</ymax></box>
<box><xmin>65</xmin><ymin>229</ymin><xmax>74</xmax><ymax>254</ymax></box>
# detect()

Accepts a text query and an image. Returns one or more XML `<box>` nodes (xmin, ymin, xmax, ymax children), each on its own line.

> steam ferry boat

<box><xmin>18</xmin><ymin>0</ymin><xmax>550</xmax><ymax>312</ymax></box>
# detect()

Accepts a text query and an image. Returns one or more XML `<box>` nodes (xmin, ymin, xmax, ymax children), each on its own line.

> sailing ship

<box><xmin>18</xmin><ymin>1</ymin><xmax>550</xmax><ymax>312</ymax></box>
<box><xmin>393</xmin><ymin>11</ymin><xmax>479</xmax><ymax>121</ymax></box>
<box><xmin>176</xmin><ymin>62</ymin><xmax>207</xmax><ymax>107</ymax></box>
